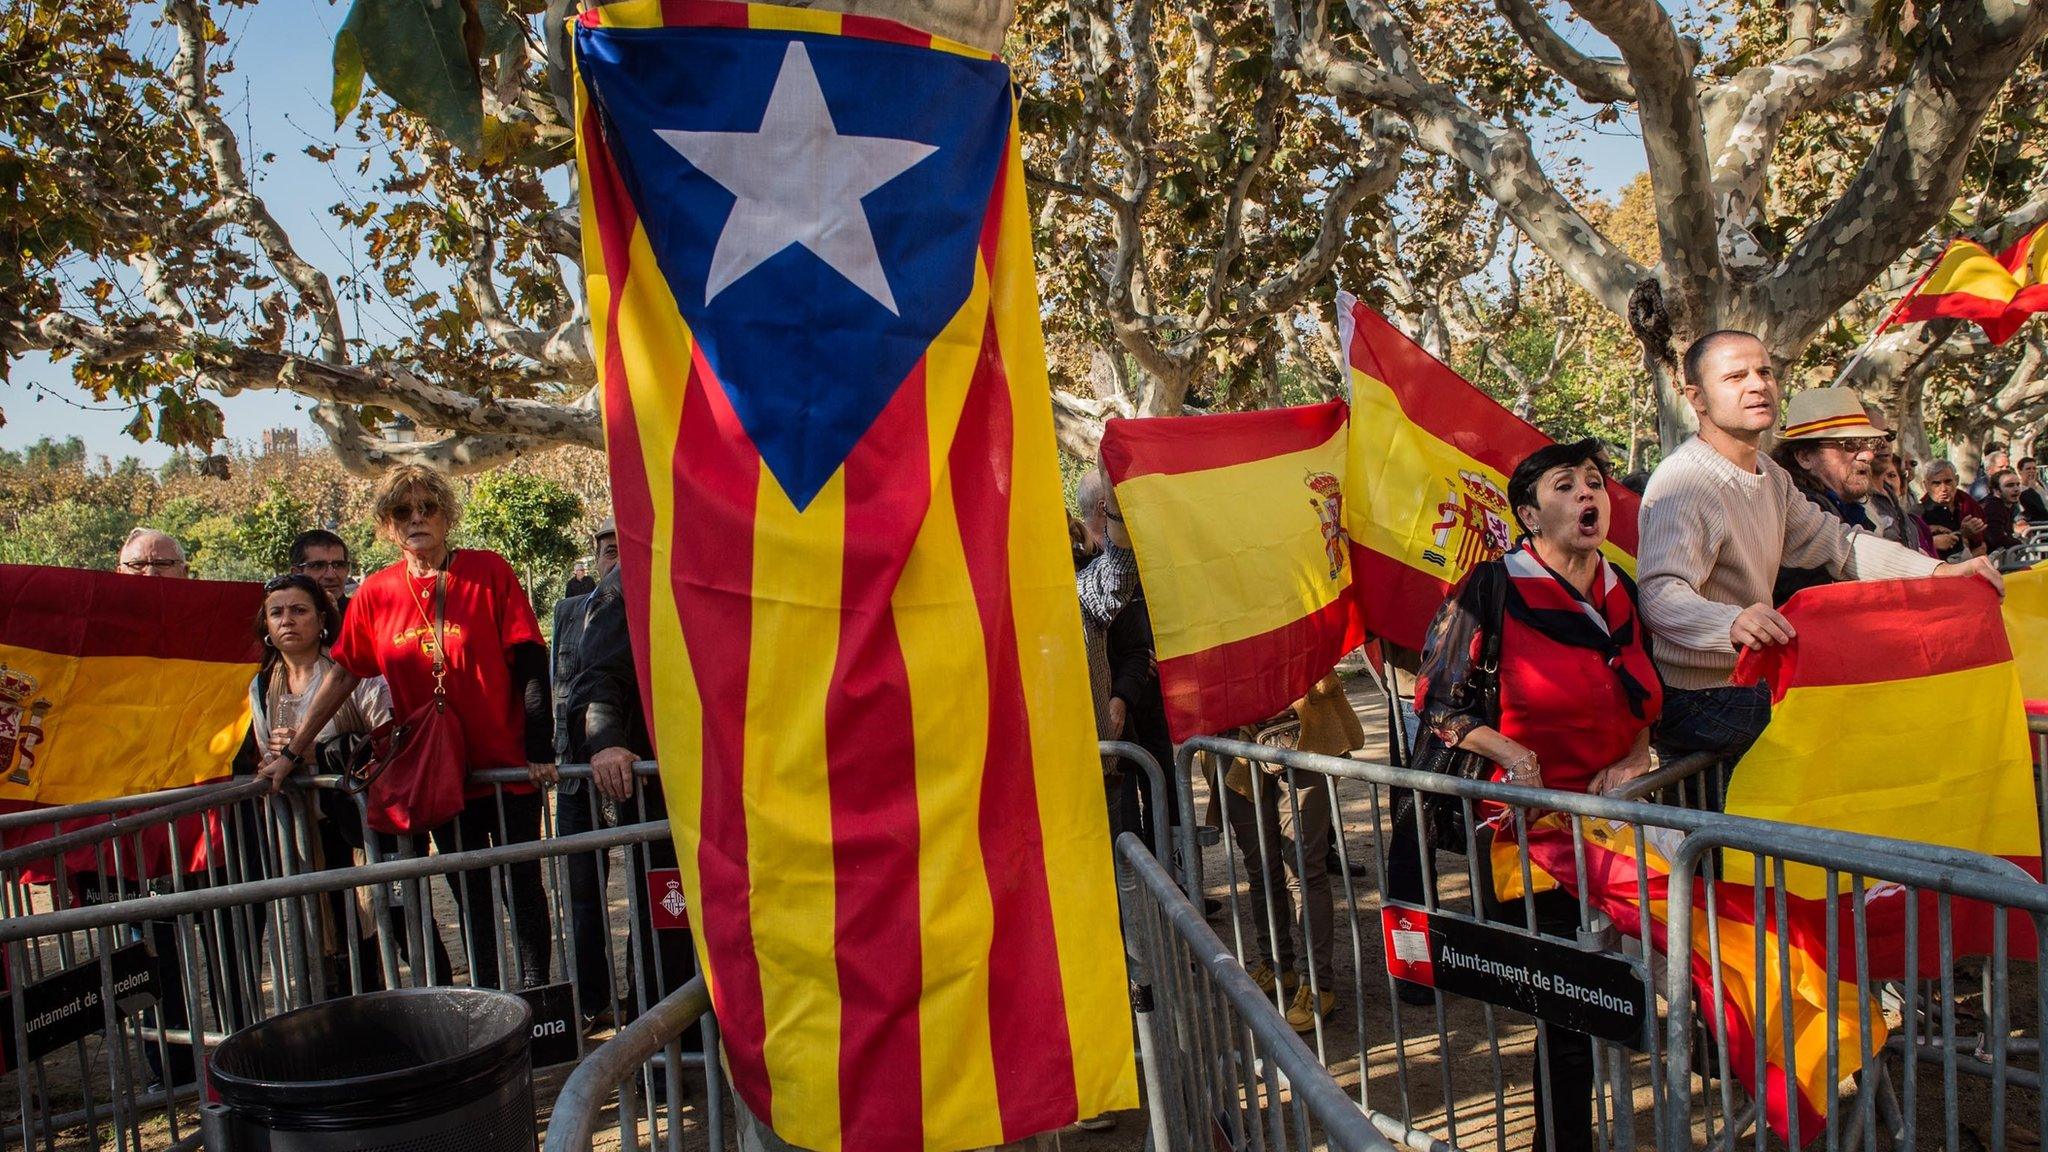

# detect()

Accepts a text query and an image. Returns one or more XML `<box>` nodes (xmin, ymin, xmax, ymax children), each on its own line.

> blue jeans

<box><xmin>1653</xmin><ymin>684</ymin><xmax>1771</xmax><ymax>811</ymax></box>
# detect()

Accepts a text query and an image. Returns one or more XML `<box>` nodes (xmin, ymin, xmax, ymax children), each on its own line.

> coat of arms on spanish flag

<box><xmin>1100</xmin><ymin>401</ymin><xmax>1365</xmax><ymax>739</ymax></box>
<box><xmin>573</xmin><ymin>5</ymin><xmax>1134</xmax><ymax>1148</ymax></box>
<box><xmin>1338</xmin><ymin>292</ymin><xmax>1641</xmax><ymax>650</ymax></box>
<box><xmin>0</xmin><ymin>566</ymin><xmax>259</xmax><ymax>808</ymax></box>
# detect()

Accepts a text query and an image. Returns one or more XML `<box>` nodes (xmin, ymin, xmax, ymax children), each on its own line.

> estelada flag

<box><xmin>1888</xmin><ymin>223</ymin><xmax>2048</xmax><ymax>345</ymax></box>
<box><xmin>1099</xmin><ymin>401</ymin><xmax>1364</xmax><ymax>739</ymax></box>
<box><xmin>574</xmin><ymin>6</ymin><xmax>1135</xmax><ymax>1150</ymax></box>
<box><xmin>0</xmin><ymin>566</ymin><xmax>259</xmax><ymax>807</ymax></box>
<box><xmin>1338</xmin><ymin>292</ymin><xmax>1641</xmax><ymax>651</ymax></box>
<box><xmin>1494</xmin><ymin>815</ymin><xmax>1884</xmax><ymax>1145</ymax></box>
<box><xmin>1726</xmin><ymin>577</ymin><xmax>2042</xmax><ymax>897</ymax></box>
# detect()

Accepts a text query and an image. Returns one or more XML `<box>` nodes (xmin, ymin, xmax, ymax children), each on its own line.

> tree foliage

<box><xmin>461</xmin><ymin>469</ymin><xmax>583</xmax><ymax>605</ymax></box>
<box><xmin>8</xmin><ymin>0</ymin><xmax>2048</xmax><ymax>472</ymax></box>
<box><xmin>0</xmin><ymin>438</ymin><xmax>608</xmax><ymax>582</ymax></box>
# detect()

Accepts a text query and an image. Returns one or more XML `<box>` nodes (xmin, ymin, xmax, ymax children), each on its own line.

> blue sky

<box><xmin>2</xmin><ymin>6</ymin><xmax>1650</xmax><ymax>466</ymax></box>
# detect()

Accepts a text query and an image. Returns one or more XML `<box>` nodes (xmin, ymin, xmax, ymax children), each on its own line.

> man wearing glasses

<box><xmin>1638</xmin><ymin>340</ymin><xmax>1994</xmax><ymax>795</ymax></box>
<box><xmin>1770</xmin><ymin>389</ymin><xmax>1903</xmax><ymax>603</ymax></box>
<box><xmin>288</xmin><ymin>529</ymin><xmax>353</xmax><ymax>617</ymax></box>
<box><xmin>117</xmin><ymin>528</ymin><xmax>190</xmax><ymax>578</ymax></box>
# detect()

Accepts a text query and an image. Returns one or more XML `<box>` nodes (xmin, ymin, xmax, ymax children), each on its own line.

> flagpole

<box><xmin>1838</xmin><ymin>248</ymin><xmax>1947</xmax><ymax>383</ymax></box>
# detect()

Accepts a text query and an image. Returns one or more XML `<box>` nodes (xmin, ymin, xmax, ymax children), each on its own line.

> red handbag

<box><xmin>344</xmin><ymin>569</ymin><xmax>469</xmax><ymax>835</ymax></box>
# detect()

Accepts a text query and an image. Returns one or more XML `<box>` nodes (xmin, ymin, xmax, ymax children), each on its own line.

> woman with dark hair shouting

<box><xmin>1411</xmin><ymin>438</ymin><xmax>1663</xmax><ymax>1152</ymax></box>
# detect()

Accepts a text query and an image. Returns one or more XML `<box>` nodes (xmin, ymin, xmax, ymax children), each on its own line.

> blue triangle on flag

<box><xmin>578</xmin><ymin>24</ymin><xmax>1010</xmax><ymax>510</ymax></box>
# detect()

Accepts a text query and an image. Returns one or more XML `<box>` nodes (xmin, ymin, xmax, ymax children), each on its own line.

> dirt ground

<box><xmin>7</xmin><ymin>670</ymin><xmax>2039</xmax><ymax>1152</ymax></box>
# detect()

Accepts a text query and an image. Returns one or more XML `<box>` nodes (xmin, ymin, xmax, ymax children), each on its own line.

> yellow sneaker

<box><xmin>1246</xmin><ymin>962</ymin><xmax>1298</xmax><ymax>996</ymax></box>
<box><xmin>1287</xmin><ymin>983</ymin><xmax>1336</xmax><ymax>1032</ymax></box>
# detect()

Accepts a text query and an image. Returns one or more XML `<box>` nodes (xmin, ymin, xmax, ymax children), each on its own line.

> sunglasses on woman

<box><xmin>389</xmin><ymin>500</ymin><xmax>441</xmax><ymax>522</ymax></box>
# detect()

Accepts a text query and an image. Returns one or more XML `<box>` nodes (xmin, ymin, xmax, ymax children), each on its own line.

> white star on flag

<box><xmin>657</xmin><ymin>41</ymin><xmax>938</xmax><ymax>315</ymax></box>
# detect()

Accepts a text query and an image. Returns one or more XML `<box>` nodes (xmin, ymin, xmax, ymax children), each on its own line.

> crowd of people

<box><xmin>1061</xmin><ymin>328</ymin><xmax>2025</xmax><ymax>1150</ymax></box>
<box><xmin>114</xmin><ymin>465</ymin><xmax>682</xmax><ymax>1042</ymax></box>
<box><xmin>87</xmin><ymin>327</ymin><xmax>2036</xmax><ymax>1143</ymax></box>
<box><xmin>1406</xmin><ymin>330</ymin><xmax>2009</xmax><ymax>1151</ymax></box>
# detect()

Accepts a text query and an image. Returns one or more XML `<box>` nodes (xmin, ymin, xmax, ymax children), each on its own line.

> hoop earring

<box><xmin>263</xmin><ymin>635</ymin><xmax>276</xmax><ymax>648</ymax></box>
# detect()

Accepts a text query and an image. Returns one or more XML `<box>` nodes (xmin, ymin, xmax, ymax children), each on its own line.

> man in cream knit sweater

<box><xmin>1638</xmin><ymin>331</ymin><xmax>2001</xmax><ymax>792</ymax></box>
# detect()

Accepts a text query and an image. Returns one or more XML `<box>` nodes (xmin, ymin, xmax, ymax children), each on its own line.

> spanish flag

<box><xmin>1099</xmin><ymin>401</ymin><xmax>1364</xmax><ymax>739</ymax></box>
<box><xmin>1339</xmin><ymin>293</ymin><xmax>1640</xmax><ymax>651</ymax></box>
<box><xmin>1726</xmin><ymin>578</ymin><xmax>2041</xmax><ymax>896</ymax></box>
<box><xmin>1888</xmin><ymin>223</ymin><xmax>2048</xmax><ymax>345</ymax></box>
<box><xmin>575</xmin><ymin>6</ymin><xmax>1133</xmax><ymax>1149</ymax></box>
<box><xmin>0</xmin><ymin>565</ymin><xmax>258</xmax><ymax>808</ymax></box>
<box><xmin>1494</xmin><ymin>815</ymin><xmax>1884</xmax><ymax>1144</ymax></box>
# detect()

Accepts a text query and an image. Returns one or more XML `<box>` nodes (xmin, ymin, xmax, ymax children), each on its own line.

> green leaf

<box><xmin>337</xmin><ymin>0</ymin><xmax>485</xmax><ymax>153</ymax></box>
<box><xmin>475</xmin><ymin>0</ymin><xmax>527</xmax><ymax>67</ymax></box>
<box><xmin>332</xmin><ymin>26</ymin><xmax>366</xmax><ymax>127</ymax></box>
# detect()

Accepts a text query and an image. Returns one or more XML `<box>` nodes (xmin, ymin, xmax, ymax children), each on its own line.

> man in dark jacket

<box><xmin>554</xmin><ymin>519</ymin><xmax>615</xmax><ymax>1028</ymax></box>
<box><xmin>1105</xmin><ymin>585</ymin><xmax>1174</xmax><ymax>848</ymax></box>
<box><xmin>567</xmin><ymin>560</ymin><xmax>700</xmax><ymax>1044</ymax></box>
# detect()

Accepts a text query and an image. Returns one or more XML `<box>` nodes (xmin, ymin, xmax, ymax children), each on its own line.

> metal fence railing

<box><xmin>12</xmin><ymin>726</ymin><xmax>2044</xmax><ymax>1152</ymax></box>
<box><xmin>1117</xmin><ymin>829</ymin><xmax>1399</xmax><ymax>1152</ymax></box>
<box><xmin>1</xmin><ymin>742</ymin><xmax>1180</xmax><ymax>1152</ymax></box>
<box><xmin>1176</xmin><ymin>732</ymin><xmax>2048</xmax><ymax>1152</ymax></box>
<box><xmin>543</xmin><ymin>977</ymin><xmax>718</xmax><ymax>1152</ymax></box>
<box><xmin>0</xmin><ymin>764</ymin><xmax>725</xmax><ymax>1152</ymax></box>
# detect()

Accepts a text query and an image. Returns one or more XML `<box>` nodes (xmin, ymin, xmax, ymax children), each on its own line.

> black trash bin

<box><xmin>204</xmin><ymin>987</ymin><xmax>536</xmax><ymax>1152</ymax></box>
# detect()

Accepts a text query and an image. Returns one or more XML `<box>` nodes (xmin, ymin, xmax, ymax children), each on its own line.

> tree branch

<box><xmin>1287</xmin><ymin>15</ymin><xmax>1643</xmax><ymax>315</ymax></box>
<box><xmin>1764</xmin><ymin>0</ymin><xmax>2048</xmax><ymax>351</ymax></box>
<box><xmin>457</xmin><ymin>204</ymin><xmax>594</xmax><ymax>384</ymax></box>
<box><xmin>206</xmin><ymin>349</ymin><xmax>601</xmax><ymax>447</ymax></box>
<box><xmin>1492</xmin><ymin>0</ymin><xmax>1634</xmax><ymax>104</ymax></box>
<box><xmin>167</xmin><ymin>0</ymin><xmax>347</xmax><ymax>364</ymax></box>
<box><xmin>1243</xmin><ymin>123</ymin><xmax>1404</xmax><ymax>317</ymax></box>
<box><xmin>310</xmin><ymin>403</ymin><xmax>552</xmax><ymax>477</ymax></box>
<box><xmin>1702</xmin><ymin>18</ymin><xmax>1889</xmax><ymax>269</ymax></box>
<box><xmin>3</xmin><ymin>311</ymin><xmax>183</xmax><ymax>364</ymax></box>
<box><xmin>1565</xmin><ymin>0</ymin><xmax>1721</xmax><ymax>314</ymax></box>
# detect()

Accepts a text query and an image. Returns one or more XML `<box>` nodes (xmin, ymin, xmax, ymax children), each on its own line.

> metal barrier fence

<box><xmin>0</xmin><ymin>764</ymin><xmax>726</xmax><ymax>1152</ymax></box>
<box><xmin>1178</xmin><ymin>733</ymin><xmax>2048</xmax><ymax>1152</ymax></box>
<box><xmin>544</xmin><ymin>977</ymin><xmax>714</xmax><ymax>1152</ymax></box>
<box><xmin>1</xmin><ymin>741</ymin><xmax>1176</xmax><ymax>1152</ymax></box>
<box><xmin>1117</xmin><ymin>830</ymin><xmax>1397</xmax><ymax>1152</ymax></box>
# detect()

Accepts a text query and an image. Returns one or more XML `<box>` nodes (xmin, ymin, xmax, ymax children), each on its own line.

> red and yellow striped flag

<box><xmin>1099</xmin><ymin>401</ymin><xmax>1364</xmax><ymax>739</ymax></box>
<box><xmin>0</xmin><ymin>565</ymin><xmax>258</xmax><ymax>807</ymax></box>
<box><xmin>1728</xmin><ymin>577</ymin><xmax>2042</xmax><ymax>896</ymax></box>
<box><xmin>575</xmin><ymin>5</ymin><xmax>1134</xmax><ymax>1148</ymax></box>
<box><xmin>1889</xmin><ymin>223</ymin><xmax>2048</xmax><ymax>345</ymax></box>
<box><xmin>1495</xmin><ymin>815</ymin><xmax>1885</xmax><ymax>1144</ymax></box>
<box><xmin>1339</xmin><ymin>293</ymin><xmax>1640</xmax><ymax>651</ymax></box>
<box><xmin>0</xmin><ymin>566</ymin><xmax>260</xmax><ymax>882</ymax></box>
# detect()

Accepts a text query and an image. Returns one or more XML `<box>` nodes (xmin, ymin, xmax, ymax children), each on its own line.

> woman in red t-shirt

<box><xmin>261</xmin><ymin>465</ymin><xmax>555</xmax><ymax>991</ymax></box>
<box><xmin>1412</xmin><ymin>439</ymin><xmax>1663</xmax><ymax>1152</ymax></box>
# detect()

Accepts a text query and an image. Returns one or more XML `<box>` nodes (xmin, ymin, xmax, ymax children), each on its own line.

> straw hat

<box><xmin>1780</xmin><ymin>387</ymin><xmax>1886</xmax><ymax>443</ymax></box>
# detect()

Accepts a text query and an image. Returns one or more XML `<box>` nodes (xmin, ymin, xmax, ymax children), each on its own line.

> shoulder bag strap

<box><xmin>431</xmin><ymin>568</ymin><xmax>450</xmax><ymax>708</ymax></box>
<box><xmin>1473</xmin><ymin>562</ymin><xmax>1508</xmax><ymax>724</ymax></box>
